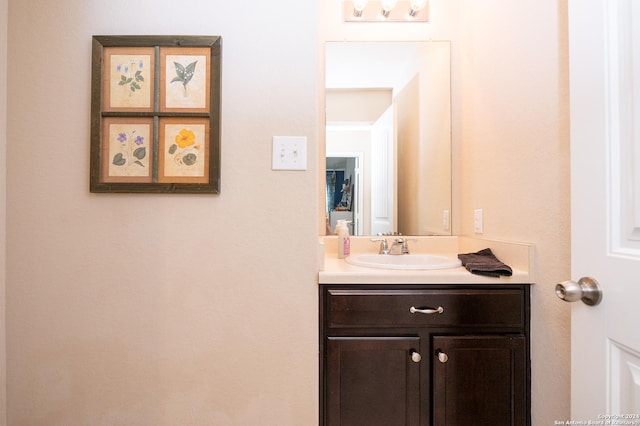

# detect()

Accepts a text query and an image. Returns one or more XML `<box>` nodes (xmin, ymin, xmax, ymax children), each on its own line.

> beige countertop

<box><xmin>318</xmin><ymin>236</ymin><xmax>535</xmax><ymax>285</ymax></box>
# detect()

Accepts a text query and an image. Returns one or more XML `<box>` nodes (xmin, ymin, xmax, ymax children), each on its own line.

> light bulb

<box><xmin>352</xmin><ymin>0</ymin><xmax>369</xmax><ymax>17</ymax></box>
<box><xmin>381</xmin><ymin>0</ymin><xmax>397</xmax><ymax>17</ymax></box>
<box><xmin>409</xmin><ymin>0</ymin><xmax>427</xmax><ymax>16</ymax></box>
<box><xmin>353</xmin><ymin>0</ymin><xmax>368</xmax><ymax>10</ymax></box>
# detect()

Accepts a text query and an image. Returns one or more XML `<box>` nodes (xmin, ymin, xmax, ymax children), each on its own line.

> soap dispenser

<box><xmin>336</xmin><ymin>220</ymin><xmax>351</xmax><ymax>259</ymax></box>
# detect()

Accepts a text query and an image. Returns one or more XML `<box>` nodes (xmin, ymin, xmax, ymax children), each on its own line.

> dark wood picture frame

<box><xmin>90</xmin><ymin>35</ymin><xmax>221</xmax><ymax>193</ymax></box>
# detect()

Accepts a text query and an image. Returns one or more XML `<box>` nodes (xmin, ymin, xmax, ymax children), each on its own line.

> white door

<box><xmin>370</xmin><ymin>105</ymin><xmax>396</xmax><ymax>236</ymax></box>
<box><xmin>569</xmin><ymin>0</ymin><xmax>640</xmax><ymax>420</ymax></box>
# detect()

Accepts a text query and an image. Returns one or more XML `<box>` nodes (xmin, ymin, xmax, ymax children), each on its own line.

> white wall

<box><xmin>4</xmin><ymin>0</ymin><xmax>572</xmax><ymax>423</ymax></box>
<box><xmin>0</xmin><ymin>0</ymin><xmax>7</xmax><ymax>422</ymax></box>
<box><xmin>6</xmin><ymin>0</ymin><xmax>318</xmax><ymax>424</ymax></box>
<box><xmin>457</xmin><ymin>1</ymin><xmax>571</xmax><ymax>424</ymax></box>
<box><xmin>320</xmin><ymin>0</ymin><xmax>571</xmax><ymax>423</ymax></box>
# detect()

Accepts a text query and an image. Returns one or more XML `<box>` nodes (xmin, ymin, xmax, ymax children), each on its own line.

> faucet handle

<box><xmin>393</xmin><ymin>238</ymin><xmax>417</xmax><ymax>254</ymax></box>
<box><xmin>370</xmin><ymin>238</ymin><xmax>389</xmax><ymax>254</ymax></box>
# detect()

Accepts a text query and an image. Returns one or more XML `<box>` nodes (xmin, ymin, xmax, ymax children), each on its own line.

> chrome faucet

<box><xmin>371</xmin><ymin>237</ymin><xmax>414</xmax><ymax>255</ymax></box>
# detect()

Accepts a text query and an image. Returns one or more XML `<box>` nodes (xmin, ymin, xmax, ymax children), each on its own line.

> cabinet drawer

<box><xmin>326</xmin><ymin>288</ymin><xmax>525</xmax><ymax>329</ymax></box>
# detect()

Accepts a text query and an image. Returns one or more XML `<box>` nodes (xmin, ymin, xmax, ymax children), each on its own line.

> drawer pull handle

<box><xmin>410</xmin><ymin>350</ymin><xmax>422</xmax><ymax>363</ymax></box>
<box><xmin>409</xmin><ymin>306</ymin><xmax>444</xmax><ymax>315</ymax></box>
<box><xmin>436</xmin><ymin>350</ymin><xmax>449</xmax><ymax>363</ymax></box>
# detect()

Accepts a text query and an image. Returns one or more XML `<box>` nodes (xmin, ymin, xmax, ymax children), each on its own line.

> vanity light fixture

<box><xmin>343</xmin><ymin>0</ymin><xmax>429</xmax><ymax>22</ymax></box>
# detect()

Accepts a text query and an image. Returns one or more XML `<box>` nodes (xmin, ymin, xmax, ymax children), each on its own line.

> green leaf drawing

<box><xmin>118</xmin><ymin>68</ymin><xmax>144</xmax><ymax>92</ymax></box>
<box><xmin>168</xmin><ymin>144</ymin><xmax>177</xmax><ymax>155</ymax></box>
<box><xmin>112</xmin><ymin>153</ymin><xmax>126</xmax><ymax>166</ymax></box>
<box><xmin>171</xmin><ymin>61</ymin><xmax>198</xmax><ymax>88</ymax></box>
<box><xmin>133</xmin><ymin>147</ymin><xmax>146</xmax><ymax>160</ymax></box>
<box><xmin>183</xmin><ymin>153</ymin><xmax>197</xmax><ymax>166</ymax></box>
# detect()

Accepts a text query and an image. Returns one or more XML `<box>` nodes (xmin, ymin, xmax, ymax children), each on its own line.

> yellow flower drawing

<box><xmin>175</xmin><ymin>128</ymin><xmax>196</xmax><ymax>148</ymax></box>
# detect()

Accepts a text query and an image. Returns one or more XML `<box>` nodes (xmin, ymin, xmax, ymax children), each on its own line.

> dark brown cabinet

<box><xmin>326</xmin><ymin>336</ymin><xmax>421</xmax><ymax>425</ymax></box>
<box><xmin>320</xmin><ymin>284</ymin><xmax>530</xmax><ymax>426</ymax></box>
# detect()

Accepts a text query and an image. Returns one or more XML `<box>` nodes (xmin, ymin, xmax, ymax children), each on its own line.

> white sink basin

<box><xmin>345</xmin><ymin>253</ymin><xmax>462</xmax><ymax>270</ymax></box>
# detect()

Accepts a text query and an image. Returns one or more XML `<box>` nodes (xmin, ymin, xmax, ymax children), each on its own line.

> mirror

<box><xmin>325</xmin><ymin>41</ymin><xmax>452</xmax><ymax>236</ymax></box>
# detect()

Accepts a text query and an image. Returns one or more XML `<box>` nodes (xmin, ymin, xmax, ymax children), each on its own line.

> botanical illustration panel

<box><xmin>160</xmin><ymin>47</ymin><xmax>210</xmax><ymax>112</ymax></box>
<box><xmin>101</xmin><ymin>117</ymin><xmax>153</xmax><ymax>183</ymax></box>
<box><xmin>102</xmin><ymin>47</ymin><xmax>154</xmax><ymax>111</ymax></box>
<box><xmin>158</xmin><ymin>118</ymin><xmax>209</xmax><ymax>183</ymax></box>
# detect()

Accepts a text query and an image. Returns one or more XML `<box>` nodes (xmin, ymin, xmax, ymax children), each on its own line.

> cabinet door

<box><xmin>432</xmin><ymin>335</ymin><xmax>527</xmax><ymax>426</ymax></box>
<box><xmin>325</xmin><ymin>336</ymin><xmax>421</xmax><ymax>426</ymax></box>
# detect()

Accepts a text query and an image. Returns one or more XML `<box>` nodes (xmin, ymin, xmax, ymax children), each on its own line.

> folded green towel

<box><xmin>458</xmin><ymin>248</ymin><xmax>513</xmax><ymax>277</ymax></box>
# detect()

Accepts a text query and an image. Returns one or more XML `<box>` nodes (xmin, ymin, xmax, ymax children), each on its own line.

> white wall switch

<box><xmin>443</xmin><ymin>210</ymin><xmax>450</xmax><ymax>231</ymax></box>
<box><xmin>272</xmin><ymin>136</ymin><xmax>307</xmax><ymax>170</ymax></box>
<box><xmin>474</xmin><ymin>209</ymin><xmax>484</xmax><ymax>234</ymax></box>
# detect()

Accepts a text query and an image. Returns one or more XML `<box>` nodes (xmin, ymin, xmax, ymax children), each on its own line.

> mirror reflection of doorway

<box><xmin>325</xmin><ymin>41</ymin><xmax>452</xmax><ymax>237</ymax></box>
<box><xmin>326</xmin><ymin>154</ymin><xmax>363</xmax><ymax>235</ymax></box>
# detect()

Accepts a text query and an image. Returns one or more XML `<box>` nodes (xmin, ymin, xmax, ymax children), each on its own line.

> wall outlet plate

<box><xmin>272</xmin><ymin>136</ymin><xmax>307</xmax><ymax>170</ymax></box>
<box><xmin>474</xmin><ymin>209</ymin><xmax>484</xmax><ymax>233</ymax></box>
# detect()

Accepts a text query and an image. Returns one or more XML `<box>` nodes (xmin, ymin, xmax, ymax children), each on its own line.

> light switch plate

<box><xmin>272</xmin><ymin>136</ymin><xmax>307</xmax><ymax>170</ymax></box>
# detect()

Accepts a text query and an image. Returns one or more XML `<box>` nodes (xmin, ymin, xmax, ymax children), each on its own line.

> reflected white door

<box><xmin>569</xmin><ymin>0</ymin><xmax>640</xmax><ymax>419</ymax></box>
<box><xmin>370</xmin><ymin>106</ymin><xmax>395</xmax><ymax>235</ymax></box>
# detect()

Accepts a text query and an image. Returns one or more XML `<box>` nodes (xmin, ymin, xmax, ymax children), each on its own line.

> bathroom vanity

<box><xmin>318</xmin><ymin>236</ymin><xmax>533</xmax><ymax>426</ymax></box>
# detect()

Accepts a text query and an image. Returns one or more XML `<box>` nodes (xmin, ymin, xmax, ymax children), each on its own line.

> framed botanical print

<box><xmin>101</xmin><ymin>117</ymin><xmax>154</xmax><ymax>183</ymax></box>
<box><xmin>90</xmin><ymin>35</ymin><xmax>221</xmax><ymax>193</ymax></box>
<box><xmin>160</xmin><ymin>47</ymin><xmax>210</xmax><ymax>113</ymax></box>
<box><xmin>158</xmin><ymin>117</ymin><xmax>210</xmax><ymax>184</ymax></box>
<box><xmin>102</xmin><ymin>47</ymin><xmax>155</xmax><ymax>112</ymax></box>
